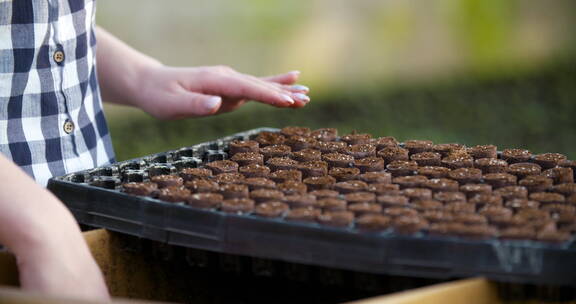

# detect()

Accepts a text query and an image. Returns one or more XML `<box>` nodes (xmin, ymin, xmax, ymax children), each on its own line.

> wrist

<box><xmin>121</xmin><ymin>57</ymin><xmax>164</xmax><ymax>108</ymax></box>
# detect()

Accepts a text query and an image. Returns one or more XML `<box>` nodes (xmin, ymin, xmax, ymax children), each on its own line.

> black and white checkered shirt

<box><xmin>1</xmin><ymin>0</ymin><xmax>115</xmax><ymax>186</ymax></box>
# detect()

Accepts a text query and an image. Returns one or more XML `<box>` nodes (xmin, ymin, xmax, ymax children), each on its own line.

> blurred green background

<box><xmin>97</xmin><ymin>0</ymin><xmax>576</xmax><ymax>160</ymax></box>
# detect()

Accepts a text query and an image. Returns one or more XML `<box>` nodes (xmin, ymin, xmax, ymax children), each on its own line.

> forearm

<box><xmin>96</xmin><ymin>26</ymin><xmax>161</xmax><ymax>106</ymax></box>
<box><xmin>0</xmin><ymin>154</ymin><xmax>83</xmax><ymax>257</ymax></box>
<box><xmin>0</xmin><ymin>154</ymin><xmax>108</xmax><ymax>299</ymax></box>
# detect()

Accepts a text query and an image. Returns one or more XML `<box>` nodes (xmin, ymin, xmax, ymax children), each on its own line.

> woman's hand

<box><xmin>134</xmin><ymin>66</ymin><xmax>310</xmax><ymax>120</ymax></box>
<box><xmin>96</xmin><ymin>27</ymin><xmax>310</xmax><ymax>119</ymax></box>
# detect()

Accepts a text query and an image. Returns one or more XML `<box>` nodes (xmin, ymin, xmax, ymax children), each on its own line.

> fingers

<box><xmin>217</xmin><ymin>98</ymin><xmax>247</xmax><ymax>114</ymax></box>
<box><xmin>261</xmin><ymin>71</ymin><xmax>310</xmax><ymax>95</ymax></box>
<box><xmin>198</xmin><ymin>66</ymin><xmax>311</xmax><ymax>109</ymax></box>
<box><xmin>168</xmin><ymin>91</ymin><xmax>222</xmax><ymax>119</ymax></box>
<box><xmin>262</xmin><ymin>70</ymin><xmax>300</xmax><ymax>85</ymax></box>
<box><xmin>208</xmin><ymin>73</ymin><xmax>298</xmax><ymax>107</ymax></box>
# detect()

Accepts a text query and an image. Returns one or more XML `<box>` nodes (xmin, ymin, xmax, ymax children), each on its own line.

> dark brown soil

<box><xmin>410</xmin><ymin>152</ymin><xmax>442</xmax><ymax>166</ymax></box>
<box><xmin>239</xmin><ymin>164</ymin><xmax>271</xmax><ymax>178</ymax></box>
<box><xmin>402</xmin><ymin>188</ymin><xmax>433</xmax><ymax>201</ymax></box>
<box><xmin>229</xmin><ymin>140</ymin><xmax>259</xmax><ymax>156</ymax></box>
<box><xmin>469</xmin><ymin>193</ymin><xmax>503</xmax><ymax>208</ymax></box>
<box><xmin>448</xmin><ymin>168</ymin><xmax>483</xmax><ymax>184</ymax></box>
<box><xmin>341</xmin><ymin>133</ymin><xmax>372</xmax><ymax>145</ymax></box>
<box><xmin>318</xmin><ymin>210</ymin><xmax>355</xmax><ymax>227</ymax></box>
<box><xmin>403</xmin><ymin>140</ymin><xmax>433</xmax><ymax>154</ymax></box>
<box><xmin>417</xmin><ymin>166</ymin><xmax>451</xmax><ymax>178</ymax></box>
<box><xmin>392</xmin><ymin>216</ymin><xmax>428</xmax><ymax>234</ymax></box>
<box><xmin>179</xmin><ymin>168</ymin><xmax>213</xmax><ymax>181</ymax></box>
<box><xmin>309</xmin><ymin>189</ymin><xmax>340</xmax><ymax>199</ymax></box>
<box><xmin>250</xmin><ymin>189</ymin><xmax>285</xmax><ymax>203</ymax></box>
<box><xmin>348</xmin><ymin>202</ymin><xmax>382</xmax><ymax>216</ymax></box>
<box><xmin>243</xmin><ymin>177</ymin><xmax>276</xmax><ymax>191</ymax></box>
<box><xmin>292</xmin><ymin>149</ymin><xmax>322</xmax><ymax>162</ymax></box>
<box><xmin>333</xmin><ymin>180</ymin><xmax>369</xmax><ymax>193</ymax></box>
<box><xmin>218</xmin><ymin>183</ymin><xmax>249</xmax><ymax>199</ymax></box>
<box><xmin>230</xmin><ymin>152</ymin><xmax>264</xmax><ymax>167</ymax></box>
<box><xmin>529</xmin><ymin>192</ymin><xmax>566</xmax><ymax>205</ymax></box>
<box><xmin>157</xmin><ymin>186</ymin><xmax>191</xmax><ymax>203</ymax></box>
<box><xmin>433</xmin><ymin>191</ymin><xmax>466</xmax><ymax>203</ymax></box>
<box><xmin>345</xmin><ymin>144</ymin><xmax>376</xmax><ymax>159</ymax></box>
<box><xmin>266</xmin><ymin>157</ymin><xmax>299</xmax><ymax>171</ymax></box>
<box><xmin>474</xmin><ymin>158</ymin><xmax>508</xmax><ymax>174</ymax></box>
<box><xmin>260</xmin><ymin>144</ymin><xmax>292</xmax><ymax>160</ymax></box>
<box><xmin>284</xmin><ymin>194</ymin><xmax>318</xmax><ymax>208</ymax></box>
<box><xmin>314</xmin><ymin>141</ymin><xmax>347</xmax><ymax>153</ymax></box>
<box><xmin>533</xmin><ymin>153</ymin><xmax>567</xmax><ymax>169</ymax></box>
<box><xmin>507</xmin><ymin>162</ymin><xmax>542</xmax><ymax>179</ymax></box>
<box><xmin>277</xmin><ymin>180</ymin><xmax>308</xmax><ymax>195</ymax></box>
<box><xmin>322</xmin><ymin>152</ymin><xmax>354</xmax><ymax>168</ymax></box>
<box><xmin>221</xmin><ymin>198</ymin><xmax>255</xmax><ymax>214</ymax></box>
<box><xmin>318</xmin><ymin>198</ymin><xmax>347</xmax><ymax>211</ymax></box>
<box><xmin>254</xmin><ymin>201</ymin><xmax>289</xmax><ymax>218</ymax></box>
<box><xmin>392</xmin><ymin>175</ymin><xmax>428</xmax><ymax>189</ymax></box>
<box><xmin>459</xmin><ymin>184</ymin><xmax>492</xmax><ymax>198</ymax></box>
<box><xmin>372</xmin><ymin>137</ymin><xmax>398</xmax><ymax>150</ymax></box>
<box><xmin>366</xmin><ymin>183</ymin><xmax>400</xmax><ymax>195</ymax></box>
<box><xmin>482</xmin><ymin>173</ymin><xmax>517</xmax><ymax>188</ymax></box>
<box><xmin>344</xmin><ymin>192</ymin><xmax>376</xmax><ymax>204</ymax></box>
<box><xmin>441</xmin><ymin>152</ymin><xmax>474</xmax><ymax>169</ymax></box>
<box><xmin>286</xmin><ymin>207</ymin><xmax>321</xmax><ymax>222</ymax></box>
<box><xmin>186</xmin><ymin>193</ymin><xmax>223</xmax><ymax>209</ymax></box>
<box><xmin>123</xmin><ymin>182</ymin><xmax>158</xmax><ymax>196</ymax></box>
<box><xmin>501</xmin><ymin>149</ymin><xmax>532</xmax><ymax>164</ymax></box>
<box><xmin>280</xmin><ymin>126</ymin><xmax>311</xmax><ymax>137</ymax></box>
<box><xmin>213</xmin><ymin>173</ymin><xmax>245</xmax><ymax>184</ymax></box>
<box><xmin>302</xmin><ymin>175</ymin><xmax>336</xmax><ymax>191</ymax></box>
<box><xmin>310</xmin><ymin>128</ymin><xmax>338</xmax><ymax>142</ymax></box>
<box><xmin>255</xmin><ymin>132</ymin><xmax>286</xmax><ymax>147</ymax></box>
<box><xmin>494</xmin><ymin>186</ymin><xmax>528</xmax><ymax>200</ymax></box>
<box><xmin>329</xmin><ymin>167</ymin><xmax>360</xmax><ymax>182</ymax></box>
<box><xmin>151</xmin><ymin>174</ymin><xmax>183</xmax><ymax>188</ymax></box>
<box><xmin>285</xmin><ymin>135</ymin><xmax>317</xmax><ymax>152</ymax></box>
<box><xmin>467</xmin><ymin>145</ymin><xmax>497</xmax><ymax>159</ymax></box>
<box><xmin>432</xmin><ymin>143</ymin><xmax>465</xmax><ymax>157</ymax></box>
<box><xmin>205</xmin><ymin>160</ymin><xmax>239</xmax><ymax>174</ymax></box>
<box><xmin>355</xmin><ymin>214</ymin><xmax>391</xmax><ymax>231</ymax></box>
<box><xmin>298</xmin><ymin>160</ymin><xmax>329</xmax><ymax>178</ymax></box>
<box><xmin>386</xmin><ymin>160</ymin><xmax>418</xmax><ymax>177</ymax></box>
<box><xmin>376</xmin><ymin>195</ymin><xmax>409</xmax><ymax>208</ymax></box>
<box><xmin>542</xmin><ymin>167</ymin><xmax>574</xmax><ymax>184</ymax></box>
<box><xmin>423</xmin><ymin>178</ymin><xmax>460</xmax><ymax>192</ymax></box>
<box><xmin>412</xmin><ymin>199</ymin><xmax>443</xmax><ymax>211</ymax></box>
<box><xmin>354</xmin><ymin>157</ymin><xmax>385</xmax><ymax>173</ymax></box>
<box><xmin>185</xmin><ymin>178</ymin><xmax>219</xmax><ymax>193</ymax></box>
<box><xmin>358</xmin><ymin>171</ymin><xmax>392</xmax><ymax>184</ymax></box>
<box><xmin>269</xmin><ymin>169</ymin><xmax>302</xmax><ymax>183</ymax></box>
<box><xmin>519</xmin><ymin>175</ymin><xmax>553</xmax><ymax>192</ymax></box>
<box><xmin>377</xmin><ymin>146</ymin><xmax>409</xmax><ymax>163</ymax></box>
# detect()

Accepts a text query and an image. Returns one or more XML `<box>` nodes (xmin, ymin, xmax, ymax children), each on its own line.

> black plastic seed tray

<box><xmin>47</xmin><ymin>127</ymin><xmax>576</xmax><ymax>286</ymax></box>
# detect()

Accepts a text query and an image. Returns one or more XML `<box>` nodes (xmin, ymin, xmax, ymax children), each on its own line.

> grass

<box><xmin>107</xmin><ymin>59</ymin><xmax>576</xmax><ymax>161</ymax></box>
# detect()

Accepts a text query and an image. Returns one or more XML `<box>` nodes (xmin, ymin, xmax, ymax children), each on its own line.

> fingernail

<box><xmin>289</xmin><ymin>70</ymin><xmax>301</xmax><ymax>76</ymax></box>
<box><xmin>281</xmin><ymin>94</ymin><xmax>295</xmax><ymax>104</ymax></box>
<box><xmin>292</xmin><ymin>93</ymin><xmax>310</xmax><ymax>102</ymax></box>
<box><xmin>290</xmin><ymin>85</ymin><xmax>309</xmax><ymax>92</ymax></box>
<box><xmin>206</xmin><ymin>96</ymin><xmax>222</xmax><ymax>110</ymax></box>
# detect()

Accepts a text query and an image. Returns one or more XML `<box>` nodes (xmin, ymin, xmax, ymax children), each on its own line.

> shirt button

<box><xmin>63</xmin><ymin>120</ymin><xmax>75</xmax><ymax>134</ymax></box>
<box><xmin>53</xmin><ymin>50</ymin><xmax>65</xmax><ymax>63</ymax></box>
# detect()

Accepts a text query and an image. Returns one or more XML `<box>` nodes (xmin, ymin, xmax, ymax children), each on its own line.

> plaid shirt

<box><xmin>0</xmin><ymin>0</ymin><xmax>115</xmax><ymax>186</ymax></box>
